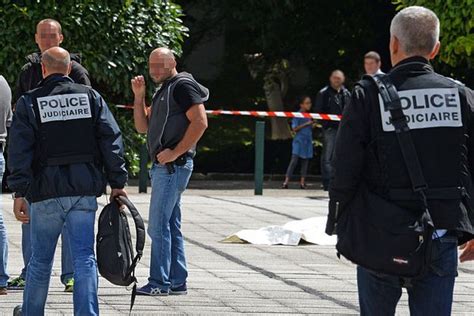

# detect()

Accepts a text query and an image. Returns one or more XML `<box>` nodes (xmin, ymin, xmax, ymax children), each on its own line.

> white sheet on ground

<box><xmin>221</xmin><ymin>217</ymin><xmax>337</xmax><ymax>246</ymax></box>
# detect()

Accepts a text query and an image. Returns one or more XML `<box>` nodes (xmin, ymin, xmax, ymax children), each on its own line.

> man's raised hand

<box><xmin>131</xmin><ymin>75</ymin><xmax>146</xmax><ymax>99</ymax></box>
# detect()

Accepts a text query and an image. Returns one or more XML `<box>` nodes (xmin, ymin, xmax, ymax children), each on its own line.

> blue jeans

<box><xmin>21</xmin><ymin>222</ymin><xmax>74</xmax><ymax>284</ymax></box>
<box><xmin>23</xmin><ymin>196</ymin><xmax>98</xmax><ymax>316</ymax></box>
<box><xmin>321</xmin><ymin>127</ymin><xmax>337</xmax><ymax>188</ymax></box>
<box><xmin>357</xmin><ymin>234</ymin><xmax>458</xmax><ymax>316</ymax></box>
<box><xmin>0</xmin><ymin>151</ymin><xmax>8</xmax><ymax>287</ymax></box>
<box><xmin>148</xmin><ymin>159</ymin><xmax>193</xmax><ymax>290</ymax></box>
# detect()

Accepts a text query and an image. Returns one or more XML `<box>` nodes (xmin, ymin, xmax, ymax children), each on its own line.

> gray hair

<box><xmin>390</xmin><ymin>6</ymin><xmax>440</xmax><ymax>56</ymax></box>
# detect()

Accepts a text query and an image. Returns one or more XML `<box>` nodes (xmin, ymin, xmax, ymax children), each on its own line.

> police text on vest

<box><xmin>37</xmin><ymin>93</ymin><xmax>92</xmax><ymax>123</ymax></box>
<box><xmin>379</xmin><ymin>88</ymin><xmax>462</xmax><ymax>132</ymax></box>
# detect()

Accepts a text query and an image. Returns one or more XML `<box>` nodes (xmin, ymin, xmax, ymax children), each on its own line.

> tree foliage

<box><xmin>395</xmin><ymin>0</ymin><xmax>474</xmax><ymax>67</ymax></box>
<box><xmin>0</xmin><ymin>0</ymin><xmax>188</xmax><ymax>175</ymax></box>
<box><xmin>180</xmin><ymin>0</ymin><xmax>396</xmax><ymax>139</ymax></box>
<box><xmin>194</xmin><ymin>1</ymin><xmax>394</xmax><ymax>83</ymax></box>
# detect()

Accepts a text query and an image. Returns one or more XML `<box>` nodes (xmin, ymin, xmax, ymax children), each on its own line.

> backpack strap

<box><xmin>117</xmin><ymin>196</ymin><xmax>145</xmax><ymax>257</ymax></box>
<box><xmin>363</xmin><ymin>75</ymin><xmax>428</xmax><ymax>196</ymax></box>
<box><xmin>362</xmin><ymin>75</ymin><xmax>435</xmax><ymax>272</ymax></box>
<box><xmin>116</xmin><ymin>196</ymin><xmax>146</xmax><ymax>314</ymax></box>
<box><xmin>361</xmin><ymin>74</ymin><xmax>434</xmax><ymax>222</ymax></box>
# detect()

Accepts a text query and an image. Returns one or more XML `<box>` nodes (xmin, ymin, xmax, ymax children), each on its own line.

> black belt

<box><xmin>389</xmin><ymin>187</ymin><xmax>465</xmax><ymax>201</ymax></box>
<box><xmin>163</xmin><ymin>150</ymin><xmax>194</xmax><ymax>174</ymax></box>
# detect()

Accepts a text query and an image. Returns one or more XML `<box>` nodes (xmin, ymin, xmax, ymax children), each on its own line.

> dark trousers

<box><xmin>285</xmin><ymin>154</ymin><xmax>309</xmax><ymax>179</ymax></box>
<box><xmin>357</xmin><ymin>234</ymin><xmax>458</xmax><ymax>316</ymax></box>
<box><xmin>321</xmin><ymin>127</ymin><xmax>337</xmax><ymax>188</ymax></box>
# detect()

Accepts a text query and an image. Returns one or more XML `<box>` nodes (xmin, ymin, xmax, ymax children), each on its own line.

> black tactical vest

<box><xmin>29</xmin><ymin>76</ymin><xmax>97</xmax><ymax>169</ymax></box>
<box><xmin>147</xmin><ymin>73</ymin><xmax>208</xmax><ymax>161</ymax></box>
<box><xmin>359</xmin><ymin>59</ymin><xmax>473</xmax><ymax>235</ymax></box>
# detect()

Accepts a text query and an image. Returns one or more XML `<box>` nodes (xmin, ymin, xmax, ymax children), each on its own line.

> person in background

<box><xmin>313</xmin><ymin>70</ymin><xmax>351</xmax><ymax>191</ymax></box>
<box><xmin>14</xmin><ymin>18</ymin><xmax>90</xmax><ymax>102</ymax></box>
<box><xmin>0</xmin><ymin>75</ymin><xmax>13</xmax><ymax>295</ymax></box>
<box><xmin>8</xmin><ymin>18</ymin><xmax>91</xmax><ymax>293</ymax></box>
<box><xmin>364</xmin><ymin>51</ymin><xmax>384</xmax><ymax>75</ymax></box>
<box><xmin>282</xmin><ymin>95</ymin><xmax>314</xmax><ymax>189</ymax></box>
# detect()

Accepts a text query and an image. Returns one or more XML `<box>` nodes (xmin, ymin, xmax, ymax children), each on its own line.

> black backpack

<box><xmin>97</xmin><ymin>196</ymin><xmax>145</xmax><ymax>311</ymax></box>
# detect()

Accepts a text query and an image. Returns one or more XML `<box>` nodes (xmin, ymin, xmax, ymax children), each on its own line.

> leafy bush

<box><xmin>394</xmin><ymin>0</ymin><xmax>474</xmax><ymax>67</ymax></box>
<box><xmin>0</xmin><ymin>0</ymin><xmax>188</xmax><ymax>176</ymax></box>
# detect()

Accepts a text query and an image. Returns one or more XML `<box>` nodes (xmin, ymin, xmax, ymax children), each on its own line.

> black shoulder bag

<box><xmin>335</xmin><ymin>74</ymin><xmax>435</xmax><ymax>278</ymax></box>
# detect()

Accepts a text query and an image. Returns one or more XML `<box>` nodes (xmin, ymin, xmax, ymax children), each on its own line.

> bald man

<box><xmin>8</xmin><ymin>47</ymin><xmax>127</xmax><ymax>315</ymax></box>
<box><xmin>131</xmin><ymin>47</ymin><xmax>208</xmax><ymax>296</ymax></box>
<box><xmin>313</xmin><ymin>70</ymin><xmax>351</xmax><ymax>190</ymax></box>
<box><xmin>8</xmin><ymin>18</ymin><xmax>91</xmax><ymax>293</ymax></box>
<box><xmin>14</xmin><ymin>19</ymin><xmax>90</xmax><ymax>102</ymax></box>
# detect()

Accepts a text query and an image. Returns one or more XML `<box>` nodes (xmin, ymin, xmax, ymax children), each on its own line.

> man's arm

<box><xmin>0</xmin><ymin>76</ymin><xmax>12</xmax><ymax>123</ymax></box>
<box><xmin>157</xmin><ymin>104</ymin><xmax>208</xmax><ymax>164</ymax></box>
<box><xmin>13</xmin><ymin>65</ymin><xmax>31</xmax><ymax>105</ymax></box>
<box><xmin>156</xmin><ymin>81</ymin><xmax>208</xmax><ymax>164</ymax></box>
<box><xmin>7</xmin><ymin>96</ymin><xmax>36</xmax><ymax>196</ymax></box>
<box><xmin>70</xmin><ymin>61</ymin><xmax>91</xmax><ymax>86</ymax></box>
<box><xmin>131</xmin><ymin>75</ymin><xmax>148</xmax><ymax>133</ymax></box>
<box><xmin>92</xmin><ymin>90</ymin><xmax>128</xmax><ymax>191</ymax></box>
<box><xmin>460</xmin><ymin>86</ymin><xmax>474</xmax><ymax>262</ymax></box>
<box><xmin>326</xmin><ymin>85</ymin><xmax>370</xmax><ymax>234</ymax></box>
<box><xmin>313</xmin><ymin>89</ymin><xmax>326</xmax><ymax>113</ymax></box>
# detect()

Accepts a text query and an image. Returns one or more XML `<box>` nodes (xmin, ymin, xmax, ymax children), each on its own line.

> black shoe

<box><xmin>281</xmin><ymin>183</ymin><xmax>288</xmax><ymax>189</ymax></box>
<box><xmin>300</xmin><ymin>183</ymin><xmax>307</xmax><ymax>189</ymax></box>
<box><xmin>170</xmin><ymin>282</ymin><xmax>187</xmax><ymax>295</ymax></box>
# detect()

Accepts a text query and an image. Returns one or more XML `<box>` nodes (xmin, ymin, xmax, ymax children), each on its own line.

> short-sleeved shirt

<box><xmin>173</xmin><ymin>81</ymin><xmax>203</xmax><ymax>112</ymax></box>
<box><xmin>147</xmin><ymin>73</ymin><xmax>209</xmax><ymax>158</ymax></box>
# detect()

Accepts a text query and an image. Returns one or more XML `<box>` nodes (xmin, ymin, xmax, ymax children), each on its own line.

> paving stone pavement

<box><xmin>1</xmin><ymin>183</ymin><xmax>474</xmax><ymax>315</ymax></box>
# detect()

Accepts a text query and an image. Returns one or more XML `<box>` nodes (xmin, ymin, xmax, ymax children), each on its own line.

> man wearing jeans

<box><xmin>0</xmin><ymin>75</ymin><xmax>13</xmax><ymax>295</ymax></box>
<box><xmin>313</xmin><ymin>70</ymin><xmax>351</xmax><ymax>191</ymax></box>
<box><xmin>8</xmin><ymin>47</ymin><xmax>127</xmax><ymax>315</ymax></box>
<box><xmin>327</xmin><ymin>6</ymin><xmax>474</xmax><ymax>315</ymax></box>
<box><xmin>9</xmin><ymin>18</ymin><xmax>91</xmax><ymax>292</ymax></box>
<box><xmin>131</xmin><ymin>47</ymin><xmax>208</xmax><ymax>296</ymax></box>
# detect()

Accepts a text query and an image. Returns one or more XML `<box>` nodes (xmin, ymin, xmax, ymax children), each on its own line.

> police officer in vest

<box><xmin>8</xmin><ymin>47</ymin><xmax>127</xmax><ymax>316</ymax></box>
<box><xmin>326</xmin><ymin>6</ymin><xmax>474</xmax><ymax>315</ymax></box>
<box><xmin>131</xmin><ymin>47</ymin><xmax>208</xmax><ymax>296</ymax></box>
<box><xmin>8</xmin><ymin>18</ymin><xmax>91</xmax><ymax>292</ymax></box>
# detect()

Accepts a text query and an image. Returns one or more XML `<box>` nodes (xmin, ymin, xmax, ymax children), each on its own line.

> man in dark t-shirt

<box><xmin>131</xmin><ymin>47</ymin><xmax>209</xmax><ymax>296</ymax></box>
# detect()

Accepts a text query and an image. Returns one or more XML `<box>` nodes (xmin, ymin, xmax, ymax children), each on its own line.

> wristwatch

<box><xmin>12</xmin><ymin>192</ymin><xmax>24</xmax><ymax>199</ymax></box>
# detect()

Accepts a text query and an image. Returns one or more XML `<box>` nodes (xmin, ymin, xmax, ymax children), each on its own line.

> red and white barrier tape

<box><xmin>115</xmin><ymin>104</ymin><xmax>342</xmax><ymax>121</ymax></box>
<box><xmin>206</xmin><ymin>109</ymin><xmax>341</xmax><ymax>121</ymax></box>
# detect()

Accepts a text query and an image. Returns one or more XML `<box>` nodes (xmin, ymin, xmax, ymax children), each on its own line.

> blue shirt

<box><xmin>291</xmin><ymin>116</ymin><xmax>313</xmax><ymax>159</ymax></box>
